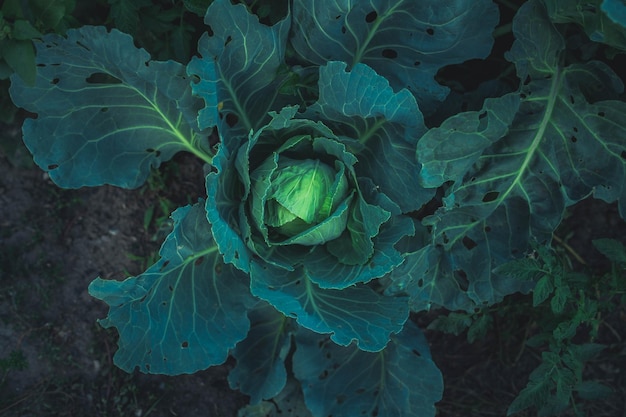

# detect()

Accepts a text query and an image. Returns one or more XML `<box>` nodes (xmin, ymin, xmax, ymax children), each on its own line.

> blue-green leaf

<box><xmin>9</xmin><ymin>26</ymin><xmax>210</xmax><ymax>189</ymax></box>
<box><xmin>205</xmin><ymin>143</ymin><xmax>254</xmax><ymax>273</ymax></box>
<box><xmin>307</xmin><ymin>207</ymin><xmax>414</xmax><ymax>289</ymax></box>
<box><xmin>411</xmin><ymin>0</ymin><xmax>626</xmax><ymax>311</ymax></box>
<box><xmin>187</xmin><ymin>0</ymin><xmax>291</xmax><ymax>150</ymax></box>
<box><xmin>250</xmin><ymin>263</ymin><xmax>409</xmax><ymax>352</ymax></box>
<box><xmin>229</xmin><ymin>302</ymin><xmax>294</xmax><ymax>404</ymax></box>
<box><xmin>88</xmin><ymin>203</ymin><xmax>252</xmax><ymax>374</ymax></box>
<box><xmin>291</xmin><ymin>0</ymin><xmax>499</xmax><ymax>110</ymax></box>
<box><xmin>293</xmin><ymin>322</ymin><xmax>443</xmax><ymax>417</ymax></box>
<box><xmin>305</xmin><ymin>61</ymin><xmax>433</xmax><ymax>213</ymax></box>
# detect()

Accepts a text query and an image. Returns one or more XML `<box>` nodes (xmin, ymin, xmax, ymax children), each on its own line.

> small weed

<box><xmin>429</xmin><ymin>238</ymin><xmax>625</xmax><ymax>416</ymax></box>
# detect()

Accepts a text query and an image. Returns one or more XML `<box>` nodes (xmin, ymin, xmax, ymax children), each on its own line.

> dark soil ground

<box><xmin>1</xmin><ymin>114</ymin><xmax>625</xmax><ymax>417</ymax></box>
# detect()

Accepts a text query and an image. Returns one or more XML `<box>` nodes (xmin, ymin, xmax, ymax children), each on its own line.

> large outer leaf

<box><xmin>88</xmin><ymin>203</ymin><xmax>252</xmax><ymax>374</ymax></box>
<box><xmin>228</xmin><ymin>302</ymin><xmax>294</xmax><ymax>404</ymax></box>
<box><xmin>187</xmin><ymin>0</ymin><xmax>291</xmax><ymax>150</ymax></box>
<box><xmin>304</xmin><ymin>61</ymin><xmax>432</xmax><ymax>213</ymax></box>
<box><xmin>250</xmin><ymin>262</ymin><xmax>409</xmax><ymax>352</ymax></box>
<box><xmin>9</xmin><ymin>26</ymin><xmax>208</xmax><ymax>189</ymax></box>
<box><xmin>292</xmin><ymin>322</ymin><xmax>443</xmax><ymax>417</ymax></box>
<box><xmin>402</xmin><ymin>0</ymin><xmax>626</xmax><ymax>311</ymax></box>
<box><xmin>291</xmin><ymin>0</ymin><xmax>499</xmax><ymax>110</ymax></box>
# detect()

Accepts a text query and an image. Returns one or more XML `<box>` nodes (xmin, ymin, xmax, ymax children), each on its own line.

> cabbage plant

<box><xmin>7</xmin><ymin>0</ymin><xmax>626</xmax><ymax>415</ymax></box>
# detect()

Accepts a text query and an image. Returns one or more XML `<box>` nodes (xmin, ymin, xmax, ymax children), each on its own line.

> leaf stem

<box><xmin>552</xmin><ymin>234</ymin><xmax>587</xmax><ymax>265</ymax></box>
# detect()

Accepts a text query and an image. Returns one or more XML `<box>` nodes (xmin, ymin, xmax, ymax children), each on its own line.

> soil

<box><xmin>1</xmin><ymin>114</ymin><xmax>625</xmax><ymax>417</ymax></box>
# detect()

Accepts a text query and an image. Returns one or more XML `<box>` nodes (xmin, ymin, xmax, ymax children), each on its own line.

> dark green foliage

<box><xmin>499</xmin><ymin>242</ymin><xmax>620</xmax><ymax>416</ymax></box>
<box><xmin>5</xmin><ymin>0</ymin><xmax>626</xmax><ymax>416</ymax></box>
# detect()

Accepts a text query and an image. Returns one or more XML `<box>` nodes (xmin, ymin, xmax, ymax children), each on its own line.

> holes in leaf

<box><xmin>442</xmin><ymin>232</ymin><xmax>449</xmax><ymax>244</ymax></box>
<box><xmin>86</xmin><ymin>72</ymin><xmax>122</xmax><ymax>84</ymax></box>
<box><xmin>195</xmin><ymin>256</ymin><xmax>204</xmax><ymax>266</ymax></box>
<box><xmin>414</xmin><ymin>61</ymin><xmax>421</xmax><ymax>66</ymax></box>
<box><xmin>454</xmin><ymin>269</ymin><xmax>469</xmax><ymax>291</ymax></box>
<box><xmin>484</xmin><ymin>225</ymin><xmax>492</xmax><ymax>233</ymax></box>
<box><xmin>341</xmin><ymin>26</ymin><xmax>346</xmax><ymax>34</ymax></box>
<box><xmin>224</xmin><ymin>35</ymin><xmax>233</xmax><ymax>46</ymax></box>
<box><xmin>181</xmin><ymin>341</ymin><xmax>189</xmax><ymax>348</ymax></box>
<box><xmin>570</xmin><ymin>136</ymin><xmax>577</xmax><ymax>143</ymax></box>
<box><xmin>76</xmin><ymin>41</ymin><xmax>90</xmax><ymax>51</ymax></box>
<box><xmin>225</xmin><ymin>113</ymin><xmax>239</xmax><ymax>127</ymax></box>
<box><xmin>319</xmin><ymin>370</ymin><xmax>329</xmax><ymax>380</ymax></box>
<box><xmin>462</xmin><ymin>236</ymin><xmax>477</xmax><ymax>251</ymax></box>
<box><xmin>145</xmin><ymin>364</ymin><xmax>151</xmax><ymax>371</ymax></box>
<box><xmin>365</xmin><ymin>11</ymin><xmax>378</xmax><ymax>23</ymax></box>
<box><xmin>234</xmin><ymin>250</ymin><xmax>240</xmax><ymax>260</ymax></box>
<box><xmin>334</xmin><ymin>14</ymin><xmax>341</xmax><ymax>19</ymax></box>
<box><xmin>573</xmin><ymin>126</ymin><xmax>579</xmax><ymax>133</ymax></box>
<box><xmin>598</xmin><ymin>111</ymin><xmax>605</xmax><ymax>117</ymax></box>
<box><xmin>569</xmin><ymin>95</ymin><xmax>575</xmax><ymax>104</ymax></box>
<box><xmin>51</xmin><ymin>78</ymin><xmax>60</xmax><ymax>85</ymax></box>
<box><xmin>206</xmin><ymin>25</ymin><xmax>214</xmax><ymax>36</ymax></box>
<box><xmin>100</xmin><ymin>107</ymin><xmax>109</xmax><ymax>113</ymax></box>
<box><xmin>160</xmin><ymin>260</ymin><xmax>170</xmax><ymax>271</ymax></box>
<box><xmin>168</xmin><ymin>285</ymin><xmax>174</xmax><ymax>292</ymax></box>
<box><xmin>412</xmin><ymin>349</ymin><xmax>421</xmax><ymax>357</ymax></box>
<box><xmin>48</xmin><ymin>164</ymin><xmax>59</xmax><ymax>170</ymax></box>
<box><xmin>382</xmin><ymin>49</ymin><xmax>398</xmax><ymax>59</ymax></box>
<box><xmin>482</xmin><ymin>191</ymin><xmax>499</xmax><ymax>203</ymax></box>
<box><xmin>417</xmin><ymin>278</ymin><xmax>424</xmax><ymax>287</ymax></box>
<box><xmin>426</xmin><ymin>28</ymin><xmax>434</xmax><ymax>35</ymax></box>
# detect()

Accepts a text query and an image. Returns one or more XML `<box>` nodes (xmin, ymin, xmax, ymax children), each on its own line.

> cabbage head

<box><xmin>205</xmin><ymin>63</ymin><xmax>434</xmax><ymax>350</ymax></box>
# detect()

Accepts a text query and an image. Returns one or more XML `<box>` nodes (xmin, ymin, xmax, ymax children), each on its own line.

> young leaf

<box><xmin>293</xmin><ymin>322</ymin><xmax>443</xmax><ymax>417</ymax></box>
<box><xmin>250</xmin><ymin>263</ymin><xmax>409</xmax><ymax>352</ymax></box>
<box><xmin>533</xmin><ymin>275</ymin><xmax>554</xmax><ymax>307</ymax></box>
<box><xmin>88</xmin><ymin>203</ymin><xmax>253</xmax><ymax>374</ymax></box>
<box><xmin>575</xmin><ymin>380</ymin><xmax>613</xmax><ymax>400</ymax></box>
<box><xmin>550</xmin><ymin>285</ymin><xmax>570</xmax><ymax>314</ymax></box>
<box><xmin>228</xmin><ymin>302</ymin><xmax>293</xmax><ymax>405</ymax></box>
<box><xmin>427</xmin><ymin>312</ymin><xmax>473</xmax><ymax>336</ymax></box>
<box><xmin>304</xmin><ymin>61</ymin><xmax>433</xmax><ymax>213</ymax></box>
<box><xmin>9</xmin><ymin>26</ymin><xmax>210</xmax><ymax>189</ymax></box>
<box><xmin>187</xmin><ymin>0</ymin><xmax>291</xmax><ymax>151</ymax></box>
<box><xmin>467</xmin><ymin>313</ymin><xmax>493</xmax><ymax>344</ymax></box>
<box><xmin>592</xmin><ymin>238</ymin><xmax>626</xmax><ymax>264</ymax></box>
<box><xmin>290</xmin><ymin>0</ymin><xmax>499</xmax><ymax>110</ymax></box>
<box><xmin>1</xmin><ymin>39</ymin><xmax>36</xmax><ymax>85</ymax></box>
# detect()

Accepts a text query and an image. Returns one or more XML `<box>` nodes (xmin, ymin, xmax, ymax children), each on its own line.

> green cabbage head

<box><xmin>250</xmin><ymin>137</ymin><xmax>352</xmax><ymax>246</ymax></box>
<box><xmin>205</xmin><ymin>63</ymin><xmax>432</xmax><ymax>350</ymax></box>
